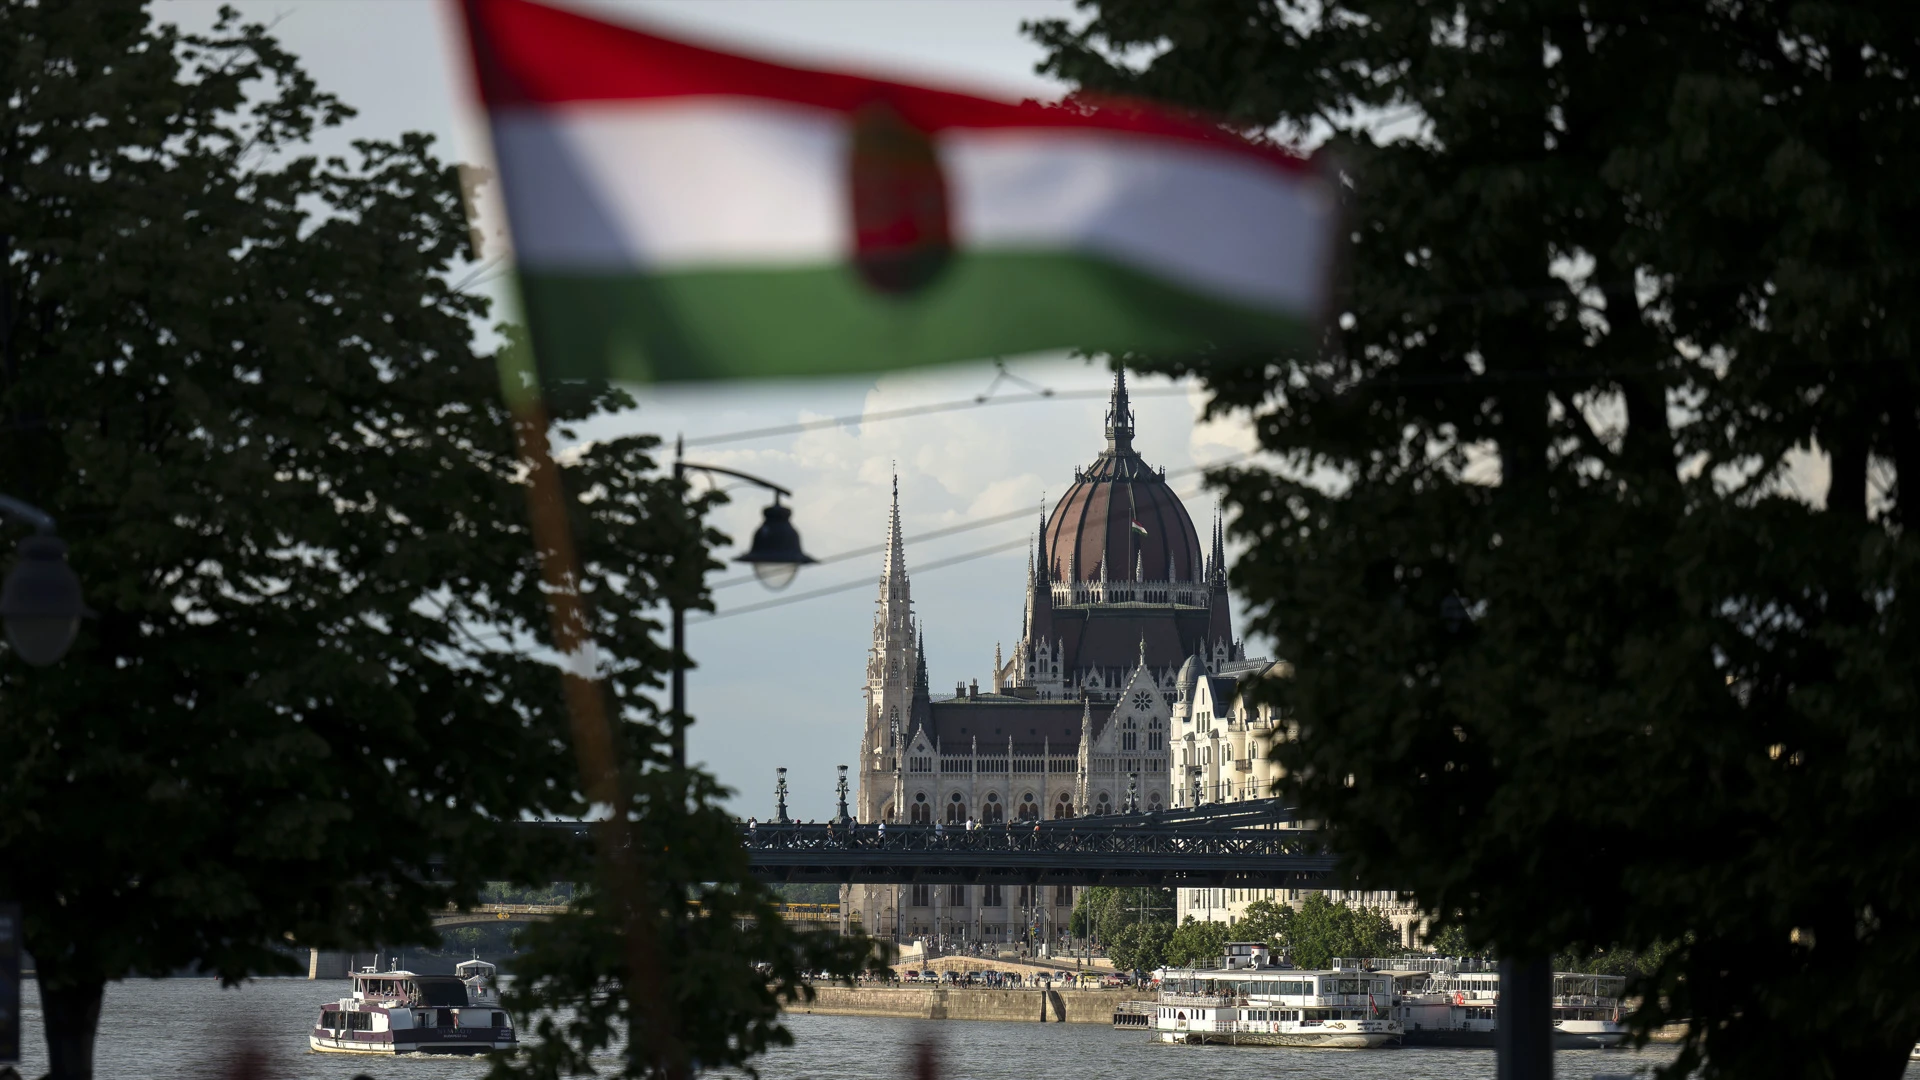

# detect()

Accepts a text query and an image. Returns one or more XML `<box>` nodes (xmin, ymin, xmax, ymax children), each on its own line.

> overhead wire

<box><xmin>705</xmin><ymin>449</ymin><xmax>1257</xmax><ymax>591</ymax></box>
<box><xmin>693</xmin><ymin>456</ymin><xmax>1256</xmax><ymax>621</ymax></box>
<box><xmin>678</xmin><ymin>384</ymin><xmax>1194</xmax><ymax>449</ymax></box>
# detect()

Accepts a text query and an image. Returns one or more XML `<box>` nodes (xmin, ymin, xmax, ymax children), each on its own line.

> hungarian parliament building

<box><xmin>843</xmin><ymin>373</ymin><xmax>1418</xmax><ymax>949</ymax></box>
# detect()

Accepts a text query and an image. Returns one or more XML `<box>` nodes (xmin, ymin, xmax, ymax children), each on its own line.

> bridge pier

<box><xmin>307</xmin><ymin>949</ymin><xmax>356</xmax><ymax>980</ymax></box>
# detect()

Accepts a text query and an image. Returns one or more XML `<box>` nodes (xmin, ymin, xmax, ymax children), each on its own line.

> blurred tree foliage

<box><xmin>1165</xmin><ymin>917</ymin><xmax>1233</xmax><ymax>968</ymax></box>
<box><xmin>1069</xmin><ymin>886</ymin><xmax>1174</xmax><ymax>949</ymax></box>
<box><xmin>1283</xmin><ymin>895</ymin><xmax>1399</xmax><ymax>969</ymax></box>
<box><xmin>1031</xmin><ymin>2</ymin><xmax>1920</xmax><ymax>1078</ymax></box>
<box><xmin>769</xmin><ymin>882</ymin><xmax>843</xmax><ymax>906</ymax></box>
<box><xmin>1107</xmin><ymin>919</ymin><xmax>1173</xmax><ymax>971</ymax></box>
<box><xmin>0</xmin><ymin>4</ymin><xmax>869</xmax><ymax>1079</ymax></box>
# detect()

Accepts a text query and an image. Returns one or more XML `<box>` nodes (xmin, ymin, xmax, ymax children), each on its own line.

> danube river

<box><xmin>4</xmin><ymin>976</ymin><xmax>1856</xmax><ymax>1080</ymax></box>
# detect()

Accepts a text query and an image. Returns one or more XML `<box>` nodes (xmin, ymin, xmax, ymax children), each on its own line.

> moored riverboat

<box><xmin>310</xmin><ymin>961</ymin><xmax>517</xmax><ymax>1055</ymax></box>
<box><xmin>1152</xmin><ymin>944</ymin><xmax>1400</xmax><ymax>1048</ymax></box>
<box><xmin>1390</xmin><ymin>964</ymin><xmax>1626</xmax><ymax>1049</ymax></box>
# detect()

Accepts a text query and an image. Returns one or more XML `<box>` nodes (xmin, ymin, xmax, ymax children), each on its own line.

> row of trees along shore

<box><xmin>5</xmin><ymin>2</ymin><xmax>1920</xmax><ymax>1080</ymax></box>
<box><xmin>1030</xmin><ymin>1</ymin><xmax>1920</xmax><ymax>1079</ymax></box>
<box><xmin>1070</xmin><ymin>888</ymin><xmax>1398</xmax><ymax>972</ymax></box>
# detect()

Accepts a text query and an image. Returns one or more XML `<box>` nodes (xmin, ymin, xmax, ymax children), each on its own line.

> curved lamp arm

<box><xmin>0</xmin><ymin>494</ymin><xmax>55</xmax><ymax>535</ymax></box>
<box><xmin>674</xmin><ymin>460</ymin><xmax>793</xmax><ymax>500</ymax></box>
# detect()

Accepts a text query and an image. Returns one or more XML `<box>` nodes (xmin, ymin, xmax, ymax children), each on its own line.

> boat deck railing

<box><xmin>1160</xmin><ymin>992</ymin><xmax>1240</xmax><ymax>1007</ymax></box>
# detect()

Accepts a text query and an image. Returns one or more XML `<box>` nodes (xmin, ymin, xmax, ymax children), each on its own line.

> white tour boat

<box><xmin>309</xmin><ymin>959</ymin><xmax>518</xmax><ymax>1056</ymax></box>
<box><xmin>1382</xmin><ymin>959</ymin><xmax>1627</xmax><ymax>1049</ymax></box>
<box><xmin>1152</xmin><ymin>943</ymin><xmax>1400</xmax><ymax>1048</ymax></box>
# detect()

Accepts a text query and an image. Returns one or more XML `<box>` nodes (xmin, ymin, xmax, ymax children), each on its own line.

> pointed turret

<box><xmin>910</xmin><ymin>628</ymin><xmax>932</xmax><ymax>731</ymax></box>
<box><xmin>861</xmin><ymin>471</ymin><xmax>917</xmax><ymax>825</ymax></box>
<box><xmin>881</xmin><ymin>470</ymin><xmax>908</xmax><ymax>601</ymax></box>
<box><xmin>1210</xmin><ymin>509</ymin><xmax>1228</xmax><ymax>586</ymax></box>
<box><xmin>1105</xmin><ymin>366</ymin><xmax>1135</xmax><ymax>454</ymax></box>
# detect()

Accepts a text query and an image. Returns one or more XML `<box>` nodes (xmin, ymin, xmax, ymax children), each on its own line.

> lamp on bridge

<box><xmin>774</xmin><ymin>767</ymin><xmax>791</xmax><ymax>824</ymax></box>
<box><xmin>833</xmin><ymin>764</ymin><xmax>851</xmax><ymax>827</ymax></box>
<box><xmin>671</xmin><ymin>440</ymin><xmax>815</xmax><ymax>769</ymax></box>
<box><xmin>0</xmin><ymin>494</ymin><xmax>89</xmax><ymax>667</ymax></box>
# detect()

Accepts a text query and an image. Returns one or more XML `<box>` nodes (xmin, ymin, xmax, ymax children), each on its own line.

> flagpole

<box><xmin>454</xmin><ymin>5</ymin><xmax>688</xmax><ymax>1073</ymax></box>
<box><xmin>499</xmin><ymin>347</ymin><xmax>688</xmax><ymax>1080</ymax></box>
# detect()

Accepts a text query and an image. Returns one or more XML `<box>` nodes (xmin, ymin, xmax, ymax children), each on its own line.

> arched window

<box><xmin>1147</xmin><ymin>717</ymin><xmax>1163</xmax><ymax>752</ymax></box>
<box><xmin>1018</xmin><ymin>792</ymin><xmax>1039</xmax><ymax>821</ymax></box>
<box><xmin>1053</xmin><ymin>793</ymin><xmax>1074</xmax><ymax>819</ymax></box>
<box><xmin>1148</xmin><ymin>791</ymin><xmax>1163</xmax><ymax>812</ymax></box>
<box><xmin>1095</xmin><ymin>791</ymin><xmax>1112</xmax><ymax>815</ymax></box>
<box><xmin>1122</xmin><ymin>716</ymin><xmax>1138</xmax><ymax>751</ymax></box>
<box><xmin>946</xmin><ymin>792</ymin><xmax>967</xmax><ymax>824</ymax></box>
<box><xmin>910</xmin><ymin>792</ymin><xmax>931</xmax><ymax>825</ymax></box>
<box><xmin>981</xmin><ymin>792</ymin><xmax>1003</xmax><ymax>824</ymax></box>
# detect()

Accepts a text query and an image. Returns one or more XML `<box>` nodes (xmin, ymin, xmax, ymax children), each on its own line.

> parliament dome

<box><xmin>1042</xmin><ymin>371</ymin><xmax>1206</xmax><ymax>584</ymax></box>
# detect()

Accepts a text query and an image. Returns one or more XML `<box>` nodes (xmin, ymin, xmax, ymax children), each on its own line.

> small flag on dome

<box><xmin>456</xmin><ymin>0</ymin><xmax>1338</xmax><ymax>383</ymax></box>
<box><xmin>1130</xmin><ymin>519</ymin><xmax>1150</xmax><ymax>538</ymax></box>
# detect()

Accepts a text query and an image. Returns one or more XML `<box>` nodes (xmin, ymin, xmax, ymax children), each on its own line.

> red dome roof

<box><xmin>1042</xmin><ymin>372</ymin><xmax>1205</xmax><ymax>584</ymax></box>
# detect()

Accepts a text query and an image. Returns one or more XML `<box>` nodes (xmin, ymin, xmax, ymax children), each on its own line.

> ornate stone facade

<box><xmin>844</xmin><ymin>373</ymin><xmax>1242</xmax><ymax>948</ymax></box>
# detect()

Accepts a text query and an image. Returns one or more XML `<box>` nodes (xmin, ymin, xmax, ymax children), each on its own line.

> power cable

<box><xmin>705</xmin><ymin>450</ymin><xmax>1257</xmax><ymax>591</ymax></box>
<box><xmin>693</xmin><ymin>459</ymin><xmax>1256</xmax><ymax>619</ymax></box>
<box><xmin>679</xmin><ymin>385</ymin><xmax>1194</xmax><ymax>449</ymax></box>
<box><xmin>691</xmin><ymin>536</ymin><xmax>1035</xmax><ymax>623</ymax></box>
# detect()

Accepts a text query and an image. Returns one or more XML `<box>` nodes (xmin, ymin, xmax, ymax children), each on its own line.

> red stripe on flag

<box><xmin>457</xmin><ymin>0</ymin><xmax>1313</xmax><ymax>175</ymax></box>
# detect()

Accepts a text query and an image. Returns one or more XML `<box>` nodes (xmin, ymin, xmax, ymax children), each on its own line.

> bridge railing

<box><xmin>737</xmin><ymin>821</ymin><xmax>1327</xmax><ymax>859</ymax></box>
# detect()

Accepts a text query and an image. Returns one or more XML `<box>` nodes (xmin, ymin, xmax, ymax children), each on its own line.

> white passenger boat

<box><xmin>1388</xmin><ymin>962</ymin><xmax>1627</xmax><ymax>1049</ymax></box>
<box><xmin>309</xmin><ymin>960</ymin><xmax>517</xmax><ymax>1056</ymax></box>
<box><xmin>1152</xmin><ymin>944</ymin><xmax>1400</xmax><ymax>1048</ymax></box>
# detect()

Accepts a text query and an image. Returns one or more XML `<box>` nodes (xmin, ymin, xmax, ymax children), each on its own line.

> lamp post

<box><xmin>672</xmin><ymin>439</ymin><xmax>815</xmax><ymax>769</ymax></box>
<box><xmin>773</xmin><ymin>767</ymin><xmax>791</xmax><ymax>824</ymax></box>
<box><xmin>0</xmin><ymin>495</ymin><xmax>87</xmax><ymax>666</ymax></box>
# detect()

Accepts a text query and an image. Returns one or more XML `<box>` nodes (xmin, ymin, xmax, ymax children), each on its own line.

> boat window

<box><xmin>414</xmin><ymin>976</ymin><xmax>471</xmax><ymax>1007</ymax></box>
<box><xmin>493</xmin><ymin>1011</ymin><xmax>507</xmax><ymax>1028</ymax></box>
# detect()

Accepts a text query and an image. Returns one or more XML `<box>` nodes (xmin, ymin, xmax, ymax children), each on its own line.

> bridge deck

<box><xmin>738</xmin><ymin>803</ymin><xmax>1342</xmax><ymax>888</ymax></box>
<box><xmin>503</xmin><ymin>800</ymin><xmax>1356</xmax><ymax>889</ymax></box>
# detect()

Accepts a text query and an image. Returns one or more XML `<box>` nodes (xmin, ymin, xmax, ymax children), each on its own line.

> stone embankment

<box><xmin>789</xmin><ymin>985</ymin><xmax>1132</xmax><ymax>1024</ymax></box>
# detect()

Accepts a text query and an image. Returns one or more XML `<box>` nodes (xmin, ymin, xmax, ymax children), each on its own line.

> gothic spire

<box><xmin>1211</xmin><ymin>508</ymin><xmax>1228</xmax><ymax>585</ymax></box>
<box><xmin>1035</xmin><ymin>495</ymin><xmax>1050</xmax><ymax>584</ymax></box>
<box><xmin>881</xmin><ymin>468</ymin><xmax>908</xmax><ymax>600</ymax></box>
<box><xmin>1104</xmin><ymin>366</ymin><xmax>1135</xmax><ymax>453</ymax></box>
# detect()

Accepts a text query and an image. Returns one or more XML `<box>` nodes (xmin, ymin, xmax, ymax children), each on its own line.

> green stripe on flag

<box><xmin>517</xmin><ymin>251</ymin><xmax>1312</xmax><ymax>382</ymax></box>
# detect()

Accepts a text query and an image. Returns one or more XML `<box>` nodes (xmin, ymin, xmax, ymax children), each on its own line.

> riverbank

<box><xmin>789</xmin><ymin>985</ymin><xmax>1130</xmax><ymax>1024</ymax></box>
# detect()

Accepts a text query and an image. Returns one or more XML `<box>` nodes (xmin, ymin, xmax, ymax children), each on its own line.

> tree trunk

<box><xmin>1496</xmin><ymin>956</ymin><xmax>1552</xmax><ymax>1080</ymax></box>
<box><xmin>39</xmin><ymin>974</ymin><xmax>104</xmax><ymax>1080</ymax></box>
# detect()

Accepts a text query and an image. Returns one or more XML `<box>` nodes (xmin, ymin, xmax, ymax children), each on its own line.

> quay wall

<box><xmin>788</xmin><ymin>986</ymin><xmax>1129</xmax><ymax>1024</ymax></box>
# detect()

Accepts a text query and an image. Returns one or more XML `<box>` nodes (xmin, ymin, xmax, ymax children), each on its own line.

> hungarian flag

<box><xmin>1130</xmin><ymin>519</ymin><xmax>1150</xmax><ymax>538</ymax></box>
<box><xmin>458</xmin><ymin>0</ymin><xmax>1338</xmax><ymax>382</ymax></box>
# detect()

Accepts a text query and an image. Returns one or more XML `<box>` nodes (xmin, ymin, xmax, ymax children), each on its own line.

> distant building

<box><xmin>842</xmin><ymin>372</ymin><xmax>1423</xmax><ymax>950</ymax></box>
<box><xmin>1171</xmin><ymin>665</ymin><xmax>1427</xmax><ymax>947</ymax></box>
<box><xmin>845</xmin><ymin>373</ymin><xmax>1237</xmax><ymax>945</ymax></box>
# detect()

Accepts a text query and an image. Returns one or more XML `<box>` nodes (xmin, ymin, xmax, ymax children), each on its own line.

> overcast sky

<box><xmin>154</xmin><ymin>0</ymin><xmax>1272</xmax><ymax>819</ymax></box>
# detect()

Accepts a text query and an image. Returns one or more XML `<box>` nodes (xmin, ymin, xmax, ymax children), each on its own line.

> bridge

<box><xmin>430</xmin><ymin>903</ymin><xmax>567</xmax><ymax>929</ymax></box>
<box><xmin>491</xmin><ymin>798</ymin><xmax>1349</xmax><ymax>890</ymax></box>
<box><xmin>736</xmin><ymin>799</ymin><xmax>1345</xmax><ymax>889</ymax></box>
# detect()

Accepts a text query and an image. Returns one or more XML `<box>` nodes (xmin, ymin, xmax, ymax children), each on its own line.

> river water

<box><xmin>0</xmin><ymin>975</ymin><xmax>1835</xmax><ymax>1080</ymax></box>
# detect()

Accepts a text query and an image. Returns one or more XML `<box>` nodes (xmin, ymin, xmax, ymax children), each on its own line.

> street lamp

<box><xmin>0</xmin><ymin>495</ymin><xmax>87</xmax><ymax>666</ymax></box>
<box><xmin>671</xmin><ymin>440</ymin><xmax>816</xmax><ymax>769</ymax></box>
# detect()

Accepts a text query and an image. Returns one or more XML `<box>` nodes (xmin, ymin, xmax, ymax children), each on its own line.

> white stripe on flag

<box><xmin>944</xmin><ymin>129</ymin><xmax>1333</xmax><ymax>314</ymax></box>
<box><xmin>492</xmin><ymin>102</ymin><xmax>848</xmax><ymax>271</ymax></box>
